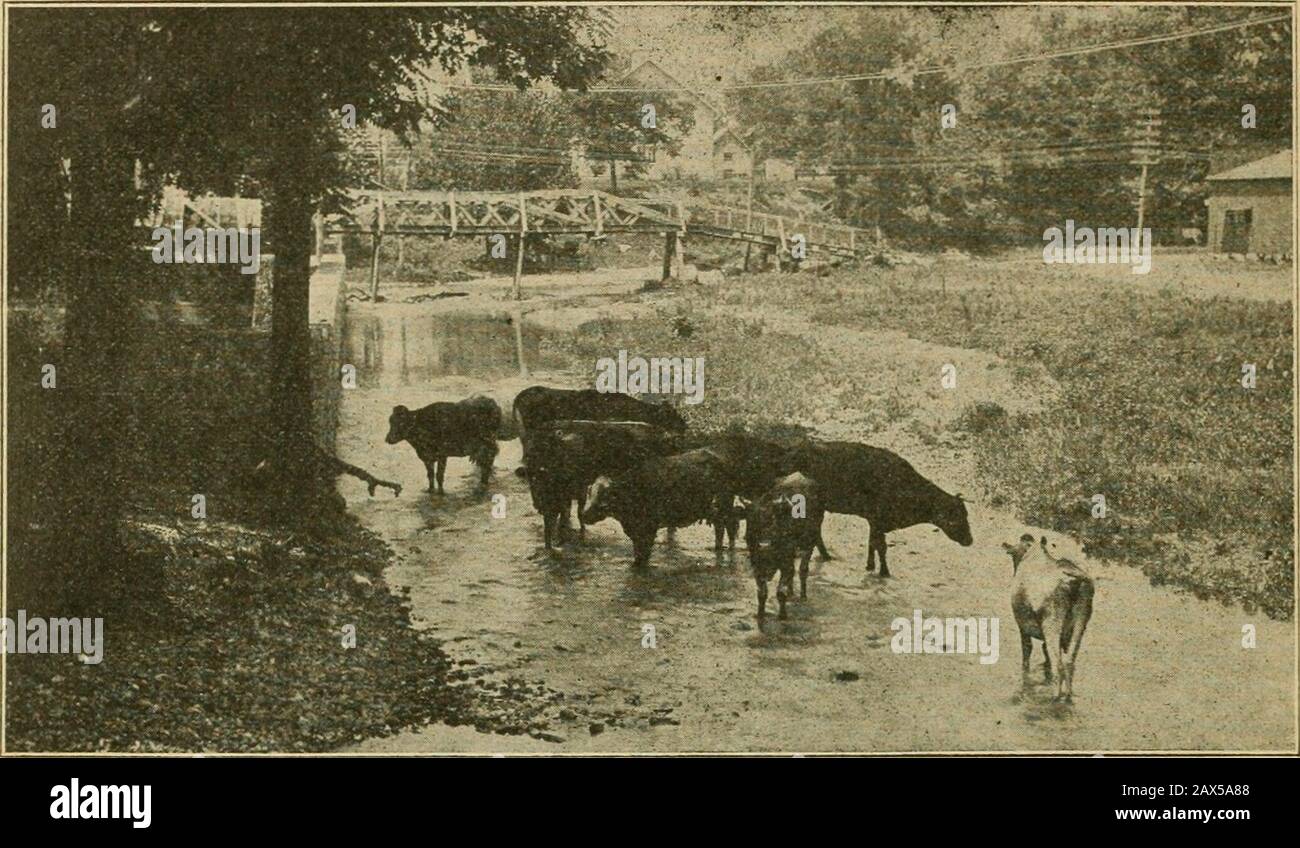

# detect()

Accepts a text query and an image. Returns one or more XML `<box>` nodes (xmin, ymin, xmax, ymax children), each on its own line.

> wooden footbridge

<box><xmin>320</xmin><ymin>188</ymin><xmax>868</xmax><ymax>298</ymax></box>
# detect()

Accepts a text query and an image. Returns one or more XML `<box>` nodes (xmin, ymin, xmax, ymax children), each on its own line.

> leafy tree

<box><xmin>406</xmin><ymin>88</ymin><xmax>581</xmax><ymax>192</ymax></box>
<box><xmin>569</xmin><ymin>80</ymin><xmax>697</xmax><ymax>189</ymax></box>
<box><xmin>7</xmin><ymin>6</ymin><xmax>608</xmax><ymax>605</ymax></box>
<box><xmin>735</xmin><ymin>5</ymin><xmax>1291</xmax><ymax>247</ymax></box>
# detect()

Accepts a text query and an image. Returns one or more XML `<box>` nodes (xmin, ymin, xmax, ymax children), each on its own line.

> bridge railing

<box><xmin>642</xmin><ymin>199</ymin><xmax>866</xmax><ymax>254</ymax></box>
<box><xmin>324</xmin><ymin>189</ymin><xmax>684</xmax><ymax>236</ymax></box>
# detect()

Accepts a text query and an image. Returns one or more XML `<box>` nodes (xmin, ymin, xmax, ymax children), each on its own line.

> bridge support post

<box><xmin>369</xmin><ymin>232</ymin><xmax>382</xmax><ymax>301</ymax></box>
<box><xmin>313</xmin><ymin>212</ymin><xmax>324</xmax><ymax>264</ymax></box>
<box><xmin>513</xmin><ymin>233</ymin><xmax>525</xmax><ymax>300</ymax></box>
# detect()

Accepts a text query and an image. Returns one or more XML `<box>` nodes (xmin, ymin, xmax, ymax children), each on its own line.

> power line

<box><xmin>446</xmin><ymin>13</ymin><xmax>1290</xmax><ymax>94</ymax></box>
<box><xmin>731</xmin><ymin>13</ymin><xmax>1291</xmax><ymax>90</ymax></box>
<box><xmin>805</xmin><ymin>144</ymin><xmax>1210</xmax><ymax>173</ymax></box>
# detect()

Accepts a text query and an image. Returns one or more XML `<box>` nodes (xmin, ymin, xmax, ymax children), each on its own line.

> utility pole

<box><xmin>1131</xmin><ymin>108</ymin><xmax>1162</xmax><ymax>235</ymax></box>
<box><xmin>746</xmin><ymin>139</ymin><xmax>758</xmax><ymax>231</ymax></box>
<box><xmin>397</xmin><ymin>152</ymin><xmax>409</xmax><ymax>269</ymax></box>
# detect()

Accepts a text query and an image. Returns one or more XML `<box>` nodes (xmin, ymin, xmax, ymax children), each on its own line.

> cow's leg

<box><xmin>435</xmin><ymin>456</ymin><xmax>447</xmax><ymax>494</ymax></box>
<box><xmin>1060</xmin><ymin>597</ymin><xmax>1093</xmax><ymax>703</ymax></box>
<box><xmin>1040</xmin><ymin>616</ymin><xmax>1066</xmax><ymax>701</ymax></box>
<box><xmin>1019</xmin><ymin>629</ymin><xmax>1034</xmax><ymax>684</ymax></box>
<box><xmin>1041</xmin><ymin>642</ymin><xmax>1052</xmax><ymax>680</ymax></box>
<box><xmin>631</xmin><ymin>532</ymin><xmax>655</xmax><ymax>568</ymax></box>
<box><xmin>776</xmin><ymin>562</ymin><xmax>793</xmax><ymax>620</ymax></box>
<box><xmin>542</xmin><ymin>511</ymin><xmax>557</xmax><ymax>549</ymax></box>
<box><xmin>755</xmin><ymin>575</ymin><xmax>768</xmax><ymax>621</ymax></box>
<box><xmin>558</xmin><ymin>483</ymin><xmax>576</xmax><ymax>537</ymax></box>
<box><xmin>478</xmin><ymin>439</ymin><xmax>498</xmax><ymax>486</ymax></box>
<box><xmin>424</xmin><ymin>461</ymin><xmax>439</xmax><ymax>494</ymax></box>
<box><xmin>874</xmin><ymin>530</ymin><xmax>890</xmax><ymax>577</ymax></box>
<box><xmin>575</xmin><ymin>488</ymin><xmax>587</xmax><ymax>539</ymax></box>
<box><xmin>555</xmin><ymin>508</ymin><xmax>569</xmax><ymax>544</ymax></box>
<box><xmin>798</xmin><ymin>548</ymin><xmax>812</xmax><ymax>599</ymax></box>
<box><xmin>719</xmin><ymin>494</ymin><xmax>738</xmax><ymax>551</ymax></box>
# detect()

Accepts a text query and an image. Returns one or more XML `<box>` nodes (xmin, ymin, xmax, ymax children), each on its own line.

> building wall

<box><xmin>643</xmin><ymin>110</ymin><xmax>717</xmax><ymax>180</ymax></box>
<box><xmin>649</xmin><ymin>110</ymin><xmax>719</xmax><ymax>180</ymax></box>
<box><xmin>715</xmin><ymin>138</ymin><xmax>752</xmax><ymax>179</ymax></box>
<box><xmin>1206</xmin><ymin>178</ymin><xmax>1293</xmax><ymax>255</ymax></box>
<box><xmin>761</xmin><ymin>158</ymin><xmax>797</xmax><ymax>182</ymax></box>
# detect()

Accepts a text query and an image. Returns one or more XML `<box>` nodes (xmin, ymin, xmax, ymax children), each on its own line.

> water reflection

<box><xmin>342</xmin><ymin>310</ymin><xmax>561</xmax><ymax>387</ymax></box>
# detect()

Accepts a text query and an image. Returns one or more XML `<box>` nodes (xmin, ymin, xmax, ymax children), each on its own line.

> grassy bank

<box><xmin>548</xmin><ymin>259</ymin><xmax>1294</xmax><ymax>619</ymax></box>
<box><xmin>4</xmin><ymin>302</ymin><xmax>479</xmax><ymax>751</ymax></box>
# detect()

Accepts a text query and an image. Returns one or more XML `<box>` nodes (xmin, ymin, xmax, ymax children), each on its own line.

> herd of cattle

<box><xmin>380</xmin><ymin>386</ymin><xmax>1096</xmax><ymax>700</ymax></box>
<box><xmin>382</xmin><ymin>387</ymin><xmax>973</xmax><ymax>622</ymax></box>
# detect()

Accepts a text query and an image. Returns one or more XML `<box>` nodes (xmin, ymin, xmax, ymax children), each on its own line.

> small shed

<box><xmin>1205</xmin><ymin>149</ymin><xmax>1292</xmax><ymax>257</ymax></box>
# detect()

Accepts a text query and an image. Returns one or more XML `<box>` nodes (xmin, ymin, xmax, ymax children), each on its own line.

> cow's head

<box><xmin>649</xmin><ymin>402</ymin><xmax>688</xmax><ymax>434</ymax></box>
<box><xmin>580</xmin><ymin>475</ymin><xmax>618</xmax><ymax>525</ymax></box>
<box><xmin>385</xmin><ymin>406</ymin><xmax>413</xmax><ymax>445</ymax></box>
<box><xmin>743</xmin><ymin>496</ymin><xmax>775</xmax><ymax>550</ymax></box>
<box><xmin>936</xmin><ymin>492</ymin><xmax>974</xmax><ymax>547</ymax></box>
<box><xmin>1001</xmin><ymin>533</ymin><xmax>1036</xmax><ymax>573</ymax></box>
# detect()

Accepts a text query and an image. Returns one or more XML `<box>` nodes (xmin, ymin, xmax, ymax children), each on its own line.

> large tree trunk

<box><xmin>55</xmin><ymin>137</ymin><xmax>139</xmax><ymax>610</ymax></box>
<box><xmin>262</xmin><ymin>118</ymin><xmax>329</xmax><ymax>521</ymax></box>
<box><xmin>267</xmin><ymin>198</ymin><xmax>315</xmax><ymax>447</ymax></box>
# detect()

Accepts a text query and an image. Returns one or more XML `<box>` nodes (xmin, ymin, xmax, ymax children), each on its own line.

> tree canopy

<box><xmin>733</xmin><ymin>6</ymin><xmax>1292</xmax><ymax>248</ymax></box>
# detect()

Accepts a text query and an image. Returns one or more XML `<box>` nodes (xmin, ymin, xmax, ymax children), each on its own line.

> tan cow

<box><xmin>1002</xmin><ymin>534</ymin><xmax>1095</xmax><ymax>702</ymax></box>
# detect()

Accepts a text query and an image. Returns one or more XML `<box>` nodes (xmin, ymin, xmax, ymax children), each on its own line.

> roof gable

<box><xmin>621</xmin><ymin>59</ymin><xmax>725</xmax><ymax>117</ymax></box>
<box><xmin>1207</xmin><ymin>149</ymin><xmax>1292</xmax><ymax>181</ymax></box>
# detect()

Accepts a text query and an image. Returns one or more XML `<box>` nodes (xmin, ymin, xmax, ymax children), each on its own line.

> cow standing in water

<box><xmin>745</xmin><ymin>473</ymin><xmax>825</xmax><ymax>621</ymax></box>
<box><xmin>780</xmin><ymin>440</ymin><xmax>972</xmax><ymax>577</ymax></box>
<box><xmin>581</xmin><ymin>448</ymin><xmax>737</xmax><ymax>568</ymax></box>
<box><xmin>385</xmin><ymin>394</ymin><xmax>501</xmax><ymax>494</ymax></box>
<box><xmin>1003</xmin><ymin>534</ymin><xmax>1095</xmax><ymax>702</ymax></box>
<box><xmin>521</xmin><ymin>419</ymin><xmax>678</xmax><ymax>548</ymax></box>
<box><xmin>512</xmin><ymin>385</ymin><xmax>686</xmax><ymax>471</ymax></box>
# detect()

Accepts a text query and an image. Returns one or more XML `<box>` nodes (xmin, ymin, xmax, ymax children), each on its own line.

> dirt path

<box><xmin>337</xmin><ymin>283</ymin><xmax>1295</xmax><ymax>753</ymax></box>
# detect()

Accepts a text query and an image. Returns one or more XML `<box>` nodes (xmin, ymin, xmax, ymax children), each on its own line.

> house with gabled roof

<box><xmin>620</xmin><ymin>58</ymin><xmax>741</xmax><ymax>181</ymax></box>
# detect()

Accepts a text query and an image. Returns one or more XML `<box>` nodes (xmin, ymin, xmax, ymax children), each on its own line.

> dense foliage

<box><xmin>734</xmin><ymin>6</ymin><xmax>1292</xmax><ymax>248</ymax></box>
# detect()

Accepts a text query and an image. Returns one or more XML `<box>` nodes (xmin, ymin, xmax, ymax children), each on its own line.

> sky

<box><xmin>606</xmin><ymin>5</ymin><xmax>831</xmax><ymax>90</ymax></box>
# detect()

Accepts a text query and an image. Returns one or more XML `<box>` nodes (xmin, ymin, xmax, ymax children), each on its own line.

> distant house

<box><xmin>619</xmin><ymin>59</ymin><xmax>732</xmax><ymax>181</ymax></box>
<box><xmin>713</xmin><ymin>128</ymin><xmax>752</xmax><ymax>180</ymax></box>
<box><xmin>1205</xmin><ymin>149</ymin><xmax>1293</xmax><ymax>257</ymax></box>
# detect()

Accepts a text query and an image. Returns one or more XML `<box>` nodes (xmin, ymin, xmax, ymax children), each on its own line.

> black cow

<box><xmin>745</xmin><ymin>473</ymin><xmax>824</xmax><ymax>620</ymax></box>
<box><xmin>385</xmin><ymin>394</ymin><xmax>502</xmax><ymax>494</ymax></box>
<box><xmin>522</xmin><ymin>419</ymin><xmax>679</xmax><ymax>548</ymax></box>
<box><xmin>580</xmin><ymin>448</ymin><xmax>736</xmax><ymax>568</ymax></box>
<box><xmin>695</xmin><ymin>431</ymin><xmax>833</xmax><ymax>559</ymax></box>
<box><xmin>513</xmin><ymin>386</ymin><xmax>686</xmax><ymax>462</ymax></box>
<box><xmin>780</xmin><ymin>440</ymin><xmax>972</xmax><ymax>577</ymax></box>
